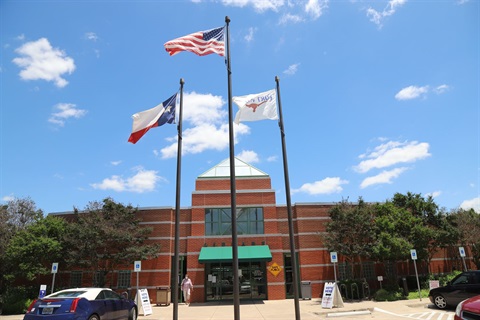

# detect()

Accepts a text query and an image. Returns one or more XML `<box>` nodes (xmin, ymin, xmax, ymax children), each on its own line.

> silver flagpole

<box><xmin>173</xmin><ymin>78</ymin><xmax>184</xmax><ymax>320</ymax></box>
<box><xmin>275</xmin><ymin>76</ymin><xmax>301</xmax><ymax>320</ymax></box>
<box><xmin>225</xmin><ymin>16</ymin><xmax>240</xmax><ymax>320</ymax></box>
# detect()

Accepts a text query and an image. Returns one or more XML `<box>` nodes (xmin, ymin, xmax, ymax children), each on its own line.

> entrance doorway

<box><xmin>205</xmin><ymin>261</ymin><xmax>267</xmax><ymax>301</ymax></box>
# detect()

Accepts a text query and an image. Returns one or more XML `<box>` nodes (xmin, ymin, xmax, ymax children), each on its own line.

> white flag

<box><xmin>233</xmin><ymin>89</ymin><xmax>278</xmax><ymax>124</ymax></box>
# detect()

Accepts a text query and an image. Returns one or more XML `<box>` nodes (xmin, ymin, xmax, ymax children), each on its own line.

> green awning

<box><xmin>198</xmin><ymin>245</ymin><xmax>272</xmax><ymax>263</ymax></box>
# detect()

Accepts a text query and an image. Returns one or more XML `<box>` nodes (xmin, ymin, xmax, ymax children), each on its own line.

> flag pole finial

<box><xmin>225</xmin><ymin>16</ymin><xmax>230</xmax><ymax>23</ymax></box>
<box><xmin>180</xmin><ymin>78</ymin><xmax>184</xmax><ymax>85</ymax></box>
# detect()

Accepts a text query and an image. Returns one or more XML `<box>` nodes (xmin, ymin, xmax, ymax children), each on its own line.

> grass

<box><xmin>407</xmin><ymin>289</ymin><xmax>430</xmax><ymax>300</ymax></box>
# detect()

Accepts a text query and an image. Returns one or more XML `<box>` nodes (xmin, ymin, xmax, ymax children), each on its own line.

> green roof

<box><xmin>198</xmin><ymin>245</ymin><xmax>272</xmax><ymax>263</ymax></box>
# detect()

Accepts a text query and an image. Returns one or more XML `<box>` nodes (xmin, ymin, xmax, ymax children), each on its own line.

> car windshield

<box><xmin>49</xmin><ymin>290</ymin><xmax>87</xmax><ymax>297</ymax></box>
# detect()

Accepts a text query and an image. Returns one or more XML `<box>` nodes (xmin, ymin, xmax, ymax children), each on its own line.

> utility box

<box><xmin>301</xmin><ymin>281</ymin><xmax>312</xmax><ymax>300</ymax></box>
<box><xmin>156</xmin><ymin>287</ymin><xmax>171</xmax><ymax>306</ymax></box>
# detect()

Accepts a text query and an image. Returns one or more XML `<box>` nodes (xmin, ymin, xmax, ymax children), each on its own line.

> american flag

<box><xmin>164</xmin><ymin>26</ymin><xmax>225</xmax><ymax>57</ymax></box>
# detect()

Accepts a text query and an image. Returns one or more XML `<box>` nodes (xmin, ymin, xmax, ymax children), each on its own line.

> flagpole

<box><xmin>275</xmin><ymin>76</ymin><xmax>301</xmax><ymax>320</ymax></box>
<box><xmin>225</xmin><ymin>16</ymin><xmax>240</xmax><ymax>320</ymax></box>
<box><xmin>173</xmin><ymin>78</ymin><xmax>184</xmax><ymax>320</ymax></box>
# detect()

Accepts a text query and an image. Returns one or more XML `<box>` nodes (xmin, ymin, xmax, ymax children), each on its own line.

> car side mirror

<box><xmin>121</xmin><ymin>291</ymin><xmax>128</xmax><ymax>299</ymax></box>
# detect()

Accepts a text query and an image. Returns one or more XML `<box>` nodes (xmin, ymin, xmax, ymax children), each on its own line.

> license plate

<box><xmin>42</xmin><ymin>307</ymin><xmax>54</xmax><ymax>315</ymax></box>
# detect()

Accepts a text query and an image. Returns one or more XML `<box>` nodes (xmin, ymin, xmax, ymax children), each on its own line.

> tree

<box><xmin>371</xmin><ymin>201</ymin><xmax>421</xmax><ymax>263</ymax></box>
<box><xmin>450</xmin><ymin>208</ymin><xmax>480</xmax><ymax>269</ymax></box>
<box><xmin>64</xmin><ymin>198</ymin><xmax>160</xmax><ymax>287</ymax></box>
<box><xmin>391</xmin><ymin>192</ymin><xmax>457</xmax><ymax>272</ymax></box>
<box><xmin>0</xmin><ymin>197</ymin><xmax>44</xmax><ymax>296</ymax></box>
<box><xmin>3</xmin><ymin>215</ymin><xmax>67</xmax><ymax>284</ymax></box>
<box><xmin>324</xmin><ymin>198</ymin><xmax>376</xmax><ymax>279</ymax></box>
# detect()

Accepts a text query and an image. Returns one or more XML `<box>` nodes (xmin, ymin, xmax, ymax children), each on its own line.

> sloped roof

<box><xmin>198</xmin><ymin>157</ymin><xmax>269</xmax><ymax>178</ymax></box>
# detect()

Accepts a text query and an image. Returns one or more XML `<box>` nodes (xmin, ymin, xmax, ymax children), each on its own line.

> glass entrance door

<box><xmin>205</xmin><ymin>262</ymin><xmax>267</xmax><ymax>301</ymax></box>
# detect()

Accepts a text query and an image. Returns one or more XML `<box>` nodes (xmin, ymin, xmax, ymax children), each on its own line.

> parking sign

<box><xmin>134</xmin><ymin>260</ymin><xmax>141</xmax><ymax>272</ymax></box>
<box><xmin>51</xmin><ymin>262</ymin><xmax>58</xmax><ymax>274</ymax></box>
<box><xmin>410</xmin><ymin>249</ymin><xmax>417</xmax><ymax>260</ymax></box>
<box><xmin>330</xmin><ymin>252</ymin><xmax>338</xmax><ymax>263</ymax></box>
<box><xmin>459</xmin><ymin>247</ymin><xmax>466</xmax><ymax>257</ymax></box>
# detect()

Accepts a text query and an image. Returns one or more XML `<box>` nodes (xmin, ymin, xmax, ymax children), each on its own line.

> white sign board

<box><xmin>134</xmin><ymin>261</ymin><xmax>141</xmax><ymax>272</ymax></box>
<box><xmin>410</xmin><ymin>249</ymin><xmax>417</xmax><ymax>260</ymax></box>
<box><xmin>136</xmin><ymin>288</ymin><xmax>152</xmax><ymax>316</ymax></box>
<box><xmin>51</xmin><ymin>262</ymin><xmax>58</xmax><ymax>274</ymax></box>
<box><xmin>429</xmin><ymin>280</ymin><xmax>440</xmax><ymax>290</ymax></box>
<box><xmin>321</xmin><ymin>282</ymin><xmax>344</xmax><ymax>309</ymax></box>
<box><xmin>330</xmin><ymin>252</ymin><xmax>338</xmax><ymax>263</ymax></box>
<box><xmin>377</xmin><ymin>276</ymin><xmax>383</xmax><ymax>282</ymax></box>
<box><xmin>459</xmin><ymin>247</ymin><xmax>466</xmax><ymax>257</ymax></box>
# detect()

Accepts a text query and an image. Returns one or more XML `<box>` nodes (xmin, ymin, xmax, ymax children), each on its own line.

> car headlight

<box><xmin>456</xmin><ymin>299</ymin><xmax>466</xmax><ymax>317</ymax></box>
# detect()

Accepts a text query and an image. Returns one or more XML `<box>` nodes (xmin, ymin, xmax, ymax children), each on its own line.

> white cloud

<box><xmin>85</xmin><ymin>32</ymin><xmax>98</xmax><ymax>41</ymax></box>
<box><xmin>366</xmin><ymin>0</ymin><xmax>407</xmax><ymax>28</ymax></box>
<box><xmin>433</xmin><ymin>84</ymin><xmax>449</xmax><ymax>94</ymax></box>
<box><xmin>91</xmin><ymin>167</ymin><xmax>165</xmax><ymax>193</ymax></box>
<box><xmin>48</xmin><ymin>103</ymin><xmax>87</xmax><ymax>127</ymax></box>
<box><xmin>237</xmin><ymin>150</ymin><xmax>260</xmax><ymax>163</ymax></box>
<box><xmin>354</xmin><ymin>140</ymin><xmax>431</xmax><ymax>173</ymax></box>
<box><xmin>2</xmin><ymin>194</ymin><xmax>15</xmax><ymax>202</ymax></box>
<box><xmin>283</xmin><ymin>63</ymin><xmax>300</xmax><ymax>75</ymax></box>
<box><xmin>244</xmin><ymin>27</ymin><xmax>257</xmax><ymax>42</ymax></box>
<box><xmin>221</xmin><ymin>0</ymin><xmax>285</xmax><ymax>12</ymax></box>
<box><xmin>395</xmin><ymin>84</ymin><xmax>450</xmax><ymax>100</ymax></box>
<box><xmin>111</xmin><ymin>161</ymin><xmax>122</xmax><ymax>166</ymax></box>
<box><xmin>360</xmin><ymin>167</ymin><xmax>408</xmax><ymax>188</ymax></box>
<box><xmin>395</xmin><ymin>85</ymin><xmax>429</xmax><ymax>100</ymax></box>
<box><xmin>12</xmin><ymin>38</ymin><xmax>75</xmax><ymax>88</ymax></box>
<box><xmin>426</xmin><ymin>190</ymin><xmax>442</xmax><ymax>199</ymax></box>
<box><xmin>279</xmin><ymin>13</ymin><xmax>304</xmax><ymax>25</ymax></box>
<box><xmin>292</xmin><ymin>177</ymin><xmax>349</xmax><ymax>195</ymax></box>
<box><xmin>155</xmin><ymin>91</ymin><xmax>251</xmax><ymax>159</ymax></box>
<box><xmin>460</xmin><ymin>196</ymin><xmax>480</xmax><ymax>213</ymax></box>
<box><xmin>305</xmin><ymin>0</ymin><xmax>328</xmax><ymax>19</ymax></box>
<box><xmin>267</xmin><ymin>155</ymin><xmax>278</xmax><ymax>162</ymax></box>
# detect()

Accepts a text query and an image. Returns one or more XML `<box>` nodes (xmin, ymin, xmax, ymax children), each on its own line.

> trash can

<box><xmin>301</xmin><ymin>281</ymin><xmax>312</xmax><ymax>300</ymax></box>
<box><xmin>156</xmin><ymin>287</ymin><xmax>171</xmax><ymax>306</ymax></box>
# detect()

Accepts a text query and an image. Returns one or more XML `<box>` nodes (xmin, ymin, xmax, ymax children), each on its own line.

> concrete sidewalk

<box><xmin>0</xmin><ymin>298</ymin><xmax>443</xmax><ymax>320</ymax></box>
<box><xmin>137</xmin><ymin>298</ymin><xmax>435</xmax><ymax>320</ymax></box>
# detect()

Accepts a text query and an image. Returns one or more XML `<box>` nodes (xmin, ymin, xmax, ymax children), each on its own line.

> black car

<box><xmin>429</xmin><ymin>271</ymin><xmax>480</xmax><ymax>309</ymax></box>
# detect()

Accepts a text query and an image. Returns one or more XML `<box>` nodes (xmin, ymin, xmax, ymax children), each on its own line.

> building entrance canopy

<box><xmin>198</xmin><ymin>245</ymin><xmax>272</xmax><ymax>263</ymax></box>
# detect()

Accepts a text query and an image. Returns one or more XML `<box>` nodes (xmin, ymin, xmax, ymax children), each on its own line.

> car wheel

<box><xmin>88</xmin><ymin>315</ymin><xmax>100</xmax><ymax>320</ymax></box>
<box><xmin>129</xmin><ymin>307</ymin><xmax>137</xmax><ymax>320</ymax></box>
<box><xmin>433</xmin><ymin>295</ymin><xmax>448</xmax><ymax>309</ymax></box>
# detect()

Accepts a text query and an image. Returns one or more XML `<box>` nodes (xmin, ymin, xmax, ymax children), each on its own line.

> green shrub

<box><xmin>374</xmin><ymin>288</ymin><xmax>404</xmax><ymax>301</ymax></box>
<box><xmin>1</xmin><ymin>286</ymin><xmax>35</xmax><ymax>315</ymax></box>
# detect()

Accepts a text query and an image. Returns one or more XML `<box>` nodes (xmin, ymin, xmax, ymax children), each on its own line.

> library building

<box><xmin>52</xmin><ymin>157</ymin><xmax>465</xmax><ymax>303</ymax></box>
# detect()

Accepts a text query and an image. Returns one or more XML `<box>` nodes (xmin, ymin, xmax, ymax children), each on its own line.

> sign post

<box><xmin>330</xmin><ymin>252</ymin><xmax>338</xmax><ymax>284</ymax></box>
<box><xmin>377</xmin><ymin>276</ymin><xmax>383</xmax><ymax>289</ymax></box>
<box><xmin>410</xmin><ymin>249</ymin><xmax>422</xmax><ymax>301</ymax></box>
<box><xmin>51</xmin><ymin>262</ymin><xmax>58</xmax><ymax>294</ymax></box>
<box><xmin>134</xmin><ymin>261</ymin><xmax>141</xmax><ymax>308</ymax></box>
<box><xmin>39</xmin><ymin>284</ymin><xmax>47</xmax><ymax>298</ymax></box>
<box><xmin>459</xmin><ymin>247</ymin><xmax>467</xmax><ymax>271</ymax></box>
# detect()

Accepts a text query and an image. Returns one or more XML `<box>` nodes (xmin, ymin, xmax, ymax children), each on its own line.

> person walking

<box><xmin>181</xmin><ymin>274</ymin><xmax>193</xmax><ymax>305</ymax></box>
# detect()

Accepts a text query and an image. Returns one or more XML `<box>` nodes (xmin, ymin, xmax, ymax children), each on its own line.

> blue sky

<box><xmin>1</xmin><ymin>0</ymin><xmax>479</xmax><ymax>215</ymax></box>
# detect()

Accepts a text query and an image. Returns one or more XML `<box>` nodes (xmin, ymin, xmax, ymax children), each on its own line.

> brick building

<box><xmin>52</xmin><ymin>157</ymin><xmax>469</xmax><ymax>303</ymax></box>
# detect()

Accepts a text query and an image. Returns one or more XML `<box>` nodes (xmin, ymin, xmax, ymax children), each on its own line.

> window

<box><xmin>70</xmin><ymin>271</ymin><xmax>82</xmax><ymax>288</ymax></box>
<box><xmin>93</xmin><ymin>271</ymin><xmax>105</xmax><ymax>287</ymax></box>
<box><xmin>205</xmin><ymin>208</ymin><xmax>264</xmax><ymax>236</ymax></box>
<box><xmin>362</xmin><ymin>261</ymin><xmax>375</xmax><ymax>280</ymax></box>
<box><xmin>118</xmin><ymin>270</ymin><xmax>131</xmax><ymax>289</ymax></box>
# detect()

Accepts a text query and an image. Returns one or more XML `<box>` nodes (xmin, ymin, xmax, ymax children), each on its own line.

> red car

<box><xmin>455</xmin><ymin>295</ymin><xmax>480</xmax><ymax>320</ymax></box>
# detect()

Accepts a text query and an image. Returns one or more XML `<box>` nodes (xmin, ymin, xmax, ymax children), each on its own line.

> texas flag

<box><xmin>233</xmin><ymin>89</ymin><xmax>278</xmax><ymax>124</ymax></box>
<box><xmin>128</xmin><ymin>93</ymin><xmax>177</xmax><ymax>144</ymax></box>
